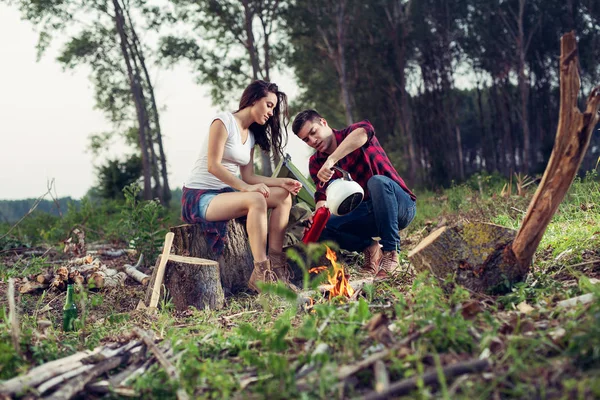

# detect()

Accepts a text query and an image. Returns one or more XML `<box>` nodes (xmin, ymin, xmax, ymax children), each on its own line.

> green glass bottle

<box><xmin>63</xmin><ymin>284</ymin><xmax>78</xmax><ymax>332</ymax></box>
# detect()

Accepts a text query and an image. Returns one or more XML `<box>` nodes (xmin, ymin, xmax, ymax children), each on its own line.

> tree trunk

<box><xmin>112</xmin><ymin>0</ymin><xmax>152</xmax><ymax>200</ymax></box>
<box><xmin>511</xmin><ymin>32</ymin><xmax>600</xmax><ymax>266</ymax></box>
<box><xmin>408</xmin><ymin>222</ymin><xmax>517</xmax><ymax>293</ymax></box>
<box><xmin>125</xmin><ymin>7</ymin><xmax>171</xmax><ymax>206</ymax></box>
<box><xmin>168</xmin><ymin>222</ymin><xmax>254</xmax><ymax>295</ymax></box>
<box><xmin>409</xmin><ymin>32</ymin><xmax>600</xmax><ymax>293</ymax></box>
<box><xmin>145</xmin><ymin>255</ymin><xmax>224</xmax><ymax>311</ymax></box>
<box><xmin>517</xmin><ymin>0</ymin><xmax>531</xmax><ymax>172</ymax></box>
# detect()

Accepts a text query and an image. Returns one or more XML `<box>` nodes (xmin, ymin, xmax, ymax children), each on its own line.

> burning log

<box><xmin>408</xmin><ymin>32</ymin><xmax>600</xmax><ymax>293</ymax></box>
<box><xmin>298</xmin><ymin>247</ymin><xmax>372</xmax><ymax>305</ymax></box>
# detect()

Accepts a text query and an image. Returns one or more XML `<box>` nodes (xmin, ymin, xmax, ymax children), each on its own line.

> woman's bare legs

<box><xmin>265</xmin><ymin>187</ymin><xmax>292</xmax><ymax>253</ymax></box>
<box><xmin>204</xmin><ymin>191</ymin><xmax>268</xmax><ymax>262</ymax></box>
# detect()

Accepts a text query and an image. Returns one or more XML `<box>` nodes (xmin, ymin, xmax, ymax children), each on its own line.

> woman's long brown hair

<box><xmin>236</xmin><ymin>80</ymin><xmax>289</xmax><ymax>159</ymax></box>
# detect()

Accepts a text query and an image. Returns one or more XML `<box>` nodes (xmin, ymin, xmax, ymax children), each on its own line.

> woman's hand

<box><xmin>280</xmin><ymin>178</ymin><xmax>302</xmax><ymax>195</ymax></box>
<box><xmin>243</xmin><ymin>183</ymin><xmax>271</xmax><ymax>198</ymax></box>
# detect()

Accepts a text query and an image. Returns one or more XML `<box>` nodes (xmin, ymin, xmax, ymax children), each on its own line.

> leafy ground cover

<box><xmin>0</xmin><ymin>172</ymin><xmax>599</xmax><ymax>399</ymax></box>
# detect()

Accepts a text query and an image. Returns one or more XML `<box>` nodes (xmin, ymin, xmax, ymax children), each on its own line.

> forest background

<box><xmin>1</xmin><ymin>0</ymin><xmax>599</xmax><ymax>221</ymax></box>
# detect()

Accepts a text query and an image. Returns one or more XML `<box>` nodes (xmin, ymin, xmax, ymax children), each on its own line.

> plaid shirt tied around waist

<box><xmin>181</xmin><ymin>186</ymin><xmax>234</xmax><ymax>255</ymax></box>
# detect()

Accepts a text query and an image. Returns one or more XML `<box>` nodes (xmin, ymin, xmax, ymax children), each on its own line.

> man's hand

<box><xmin>305</xmin><ymin>201</ymin><xmax>328</xmax><ymax>233</ymax></box>
<box><xmin>243</xmin><ymin>183</ymin><xmax>270</xmax><ymax>198</ymax></box>
<box><xmin>280</xmin><ymin>178</ymin><xmax>302</xmax><ymax>195</ymax></box>
<box><xmin>317</xmin><ymin>158</ymin><xmax>336</xmax><ymax>183</ymax></box>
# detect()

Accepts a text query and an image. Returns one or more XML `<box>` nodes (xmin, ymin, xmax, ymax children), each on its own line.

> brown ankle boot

<box><xmin>248</xmin><ymin>259</ymin><xmax>277</xmax><ymax>293</ymax></box>
<box><xmin>361</xmin><ymin>242</ymin><xmax>382</xmax><ymax>275</ymax></box>
<box><xmin>269</xmin><ymin>252</ymin><xmax>300</xmax><ymax>292</ymax></box>
<box><xmin>376</xmin><ymin>250</ymin><xmax>399</xmax><ymax>279</ymax></box>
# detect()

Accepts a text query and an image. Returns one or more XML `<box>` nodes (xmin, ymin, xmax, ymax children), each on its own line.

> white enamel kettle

<box><xmin>323</xmin><ymin>166</ymin><xmax>364</xmax><ymax>216</ymax></box>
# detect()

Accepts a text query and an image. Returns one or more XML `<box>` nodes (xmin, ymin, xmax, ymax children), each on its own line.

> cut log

<box><xmin>89</xmin><ymin>268</ymin><xmax>126</xmax><ymax>288</ymax></box>
<box><xmin>170</xmin><ymin>221</ymin><xmax>254</xmax><ymax>295</ymax></box>
<box><xmin>408</xmin><ymin>32</ymin><xmax>600</xmax><ymax>293</ymax></box>
<box><xmin>19</xmin><ymin>281</ymin><xmax>49</xmax><ymax>294</ymax></box>
<box><xmin>145</xmin><ymin>255</ymin><xmax>224</xmax><ymax>311</ymax></box>
<box><xmin>37</xmin><ymin>272</ymin><xmax>54</xmax><ymax>284</ymax></box>
<box><xmin>125</xmin><ymin>265</ymin><xmax>150</xmax><ymax>286</ymax></box>
<box><xmin>408</xmin><ymin>223</ymin><xmax>517</xmax><ymax>292</ymax></box>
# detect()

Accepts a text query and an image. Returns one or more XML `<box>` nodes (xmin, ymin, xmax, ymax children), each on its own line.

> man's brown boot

<box><xmin>248</xmin><ymin>259</ymin><xmax>277</xmax><ymax>293</ymax></box>
<box><xmin>269</xmin><ymin>251</ymin><xmax>300</xmax><ymax>293</ymax></box>
<box><xmin>361</xmin><ymin>242</ymin><xmax>382</xmax><ymax>275</ymax></box>
<box><xmin>376</xmin><ymin>250</ymin><xmax>399</xmax><ymax>279</ymax></box>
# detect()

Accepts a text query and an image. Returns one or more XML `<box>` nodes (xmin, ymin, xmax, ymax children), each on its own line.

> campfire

<box><xmin>309</xmin><ymin>246</ymin><xmax>355</xmax><ymax>299</ymax></box>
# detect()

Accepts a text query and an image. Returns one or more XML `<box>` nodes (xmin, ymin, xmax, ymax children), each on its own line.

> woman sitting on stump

<box><xmin>182</xmin><ymin>80</ymin><xmax>302</xmax><ymax>292</ymax></box>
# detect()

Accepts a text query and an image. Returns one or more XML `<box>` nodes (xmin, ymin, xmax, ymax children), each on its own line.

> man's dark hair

<box><xmin>292</xmin><ymin>109</ymin><xmax>322</xmax><ymax>135</ymax></box>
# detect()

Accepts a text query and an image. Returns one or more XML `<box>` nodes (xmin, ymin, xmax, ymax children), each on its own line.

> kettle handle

<box><xmin>317</xmin><ymin>166</ymin><xmax>353</xmax><ymax>188</ymax></box>
<box><xmin>332</xmin><ymin>166</ymin><xmax>352</xmax><ymax>181</ymax></box>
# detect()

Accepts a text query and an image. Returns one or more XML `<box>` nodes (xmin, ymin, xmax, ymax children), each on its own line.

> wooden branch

<box><xmin>8</xmin><ymin>279</ymin><xmax>21</xmax><ymax>356</ymax></box>
<box><xmin>36</xmin><ymin>364</ymin><xmax>93</xmax><ymax>395</ymax></box>
<box><xmin>362</xmin><ymin>359</ymin><xmax>490</xmax><ymax>400</ymax></box>
<box><xmin>125</xmin><ymin>264</ymin><xmax>149</xmax><ymax>286</ymax></box>
<box><xmin>149</xmin><ymin>232</ymin><xmax>174</xmax><ymax>310</ymax></box>
<box><xmin>36</xmin><ymin>272</ymin><xmax>54</xmax><ymax>284</ymax></box>
<box><xmin>512</xmin><ymin>32</ymin><xmax>600</xmax><ymax>269</ymax></box>
<box><xmin>89</xmin><ymin>269</ymin><xmax>126</xmax><ymax>288</ymax></box>
<box><xmin>45</xmin><ymin>354</ymin><xmax>129</xmax><ymax>400</ymax></box>
<box><xmin>133</xmin><ymin>328</ymin><xmax>189</xmax><ymax>400</ymax></box>
<box><xmin>557</xmin><ymin>293</ymin><xmax>594</xmax><ymax>308</ymax></box>
<box><xmin>336</xmin><ymin>325</ymin><xmax>434</xmax><ymax>380</ymax></box>
<box><xmin>0</xmin><ymin>183</ymin><xmax>53</xmax><ymax>242</ymax></box>
<box><xmin>0</xmin><ymin>347</ymin><xmax>103</xmax><ymax>395</ymax></box>
<box><xmin>19</xmin><ymin>281</ymin><xmax>49</xmax><ymax>294</ymax></box>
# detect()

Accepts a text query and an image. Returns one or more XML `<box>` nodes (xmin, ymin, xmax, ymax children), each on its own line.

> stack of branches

<box><xmin>0</xmin><ymin>328</ymin><xmax>188</xmax><ymax>400</ymax></box>
<box><xmin>19</xmin><ymin>254</ymin><xmax>149</xmax><ymax>294</ymax></box>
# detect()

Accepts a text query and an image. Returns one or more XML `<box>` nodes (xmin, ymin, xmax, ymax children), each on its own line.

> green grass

<box><xmin>1</xmin><ymin>171</ymin><xmax>599</xmax><ymax>398</ymax></box>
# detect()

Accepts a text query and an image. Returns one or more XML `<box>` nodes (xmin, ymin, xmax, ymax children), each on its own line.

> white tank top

<box><xmin>185</xmin><ymin>112</ymin><xmax>255</xmax><ymax>190</ymax></box>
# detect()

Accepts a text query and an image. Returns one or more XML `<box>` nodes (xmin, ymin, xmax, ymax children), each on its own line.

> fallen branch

<box><xmin>362</xmin><ymin>359</ymin><xmax>490</xmax><ymax>400</ymax></box>
<box><xmin>45</xmin><ymin>354</ymin><xmax>130</xmax><ymax>400</ymax></box>
<box><xmin>133</xmin><ymin>328</ymin><xmax>189</xmax><ymax>400</ymax></box>
<box><xmin>0</xmin><ymin>181</ymin><xmax>54</xmax><ymax>242</ymax></box>
<box><xmin>0</xmin><ymin>347</ymin><xmax>103</xmax><ymax>395</ymax></box>
<box><xmin>337</xmin><ymin>325</ymin><xmax>434</xmax><ymax>380</ymax></box>
<box><xmin>8</xmin><ymin>279</ymin><xmax>21</xmax><ymax>356</ymax></box>
<box><xmin>557</xmin><ymin>293</ymin><xmax>594</xmax><ymax>308</ymax></box>
<box><xmin>19</xmin><ymin>281</ymin><xmax>49</xmax><ymax>294</ymax></box>
<box><xmin>125</xmin><ymin>265</ymin><xmax>149</xmax><ymax>286</ymax></box>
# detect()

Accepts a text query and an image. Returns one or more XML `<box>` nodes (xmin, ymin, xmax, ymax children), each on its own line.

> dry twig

<box><xmin>362</xmin><ymin>359</ymin><xmax>490</xmax><ymax>400</ymax></box>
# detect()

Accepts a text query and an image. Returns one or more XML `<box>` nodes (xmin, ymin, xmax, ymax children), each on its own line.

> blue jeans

<box><xmin>319</xmin><ymin>175</ymin><xmax>416</xmax><ymax>252</ymax></box>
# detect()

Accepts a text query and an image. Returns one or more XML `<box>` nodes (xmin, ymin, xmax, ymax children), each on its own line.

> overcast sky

<box><xmin>0</xmin><ymin>4</ymin><xmax>312</xmax><ymax>201</ymax></box>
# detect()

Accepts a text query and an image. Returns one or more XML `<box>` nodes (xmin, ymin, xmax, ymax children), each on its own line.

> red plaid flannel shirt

<box><xmin>309</xmin><ymin>120</ymin><xmax>416</xmax><ymax>203</ymax></box>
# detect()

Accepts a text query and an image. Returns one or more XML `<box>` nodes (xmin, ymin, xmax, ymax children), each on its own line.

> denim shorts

<box><xmin>198</xmin><ymin>191</ymin><xmax>221</xmax><ymax>219</ymax></box>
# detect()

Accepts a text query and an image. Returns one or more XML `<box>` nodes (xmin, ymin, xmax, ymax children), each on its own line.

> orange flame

<box><xmin>308</xmin><ymin>266</ymin><xmax>328</xmax><ymax>274</ymax></box>
<box><xmin>311</xmin><ymin>246</ymin><xmax>355</xmax><ymax>299</ymax></box>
